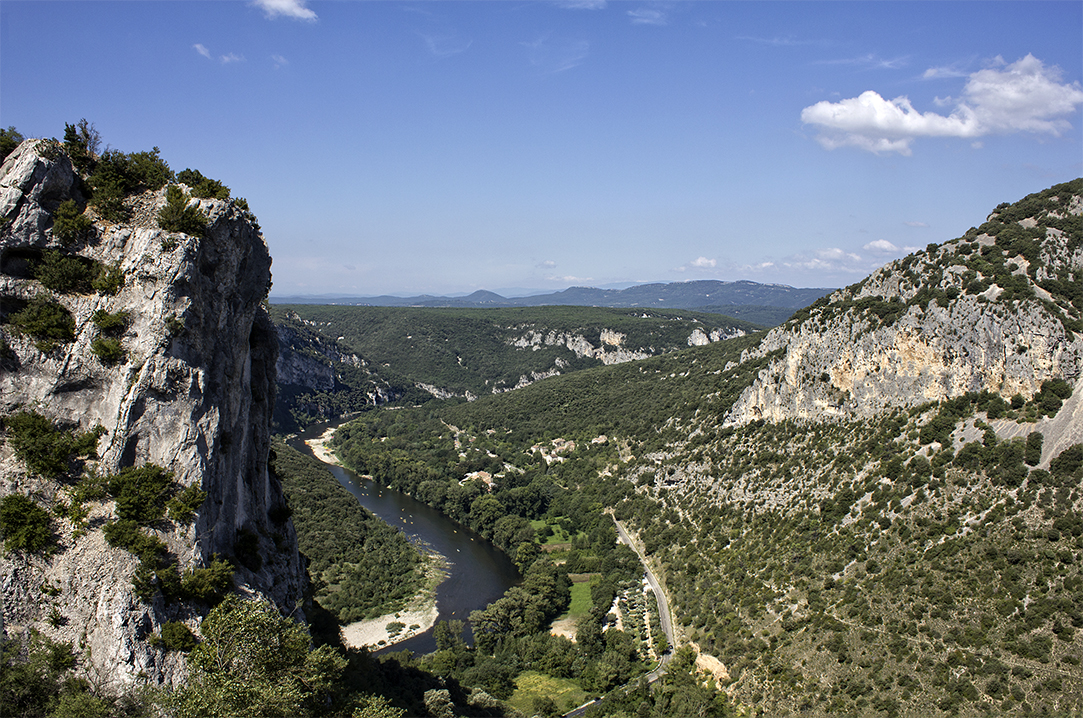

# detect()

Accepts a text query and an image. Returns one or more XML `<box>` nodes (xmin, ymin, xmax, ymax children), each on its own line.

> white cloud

<box><xmin>802</xmin><ymin>54</ymin><xmax>1083</xmax><ymax>155</ymax></box>
<box><xmin>250</xmin><ymin>0</ymin><xmax>317</xmax><ymax>22</ymax></box>
<box><xmin>816</xmin><ymin>54</ymin><xmax>909</xmax><ymax>70</ymax></box>
<box><xmin>422</xmin><ymin>33</ymin><xmax>473</xmax><ymax>59</ymax></box>
<box><xmin>271</xmin><ymin>54</ymin><xmax>289</xmax><ymax>68</ymax></box>
<box><xmin>546</xmin><ymin>274</ymin><xmax>593</xmax><ymax>284</ymax></box>
<box><xmin>923</xmin><ymin>64</ymin><xmax>968</xmax><ymax>80</ymax></box>
<box><xmin>737</xmin><ymin>35</ymin><xmax>820</xmax><ymax>48</ymax></box>
<box><xmin>863</xmin><ymin>239</ymin><xmax>899</xmax><ymax>253</ymax></box>
<box><xmin>904</xmin><ymin>221</ymin><xmax>929</xmax><ymax>228</ymax></box>
<box><xmin>193</xmin><ymin>43</ymin><xmax>212</xmax><ymax>59</ymax></box>
<box><xmin>220</xmin><ymin>53</ymin><xmax>245</xmax><ymax>64</ymax></box>
<box><xmin>555</xmin><ymin>0</ymin><xmax>606</xmax><ymax>8</ymax></box>
<box><xmin>676</xmin><ymin>256</ymin><xmax>718</xmax><ymax>273</ymax></box>
<box><xmin>522</xmin><ymin>36</ymin><xmax>589</xmax><ymax>73</ymax></box>
<box><xmin>628</xmin><ymin>8</ymin><xmax>667</xmax><ymax>26</ymax></box>
<box><xmin>537</xmin><ymin>260</ymin><xmax>557</xmax><ymax>269</ymax></box>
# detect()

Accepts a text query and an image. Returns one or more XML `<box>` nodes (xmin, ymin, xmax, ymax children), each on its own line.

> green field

<box><xmin>565</xmin><ymin>575</ymin><xmax>599</xmax><ymax>618</ymax></box>
<box><xmin>530</xmin><ymin>517</ymin><xmax>583</xmax><ymax>546</ymax></box>
<box><xmin>506</xmin><ymin>671</ymin><xmax>595</xmax><ymax>717</ymax></box>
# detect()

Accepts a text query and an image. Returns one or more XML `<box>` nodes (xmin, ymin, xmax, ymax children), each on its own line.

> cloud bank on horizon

<box><xmin>802</xmin><ymin>55</ymin><xmax>1083</xmax><ymax>155</ymax></box>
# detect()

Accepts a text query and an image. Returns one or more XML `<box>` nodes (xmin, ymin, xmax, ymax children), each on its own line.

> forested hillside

<box><xmin>270</xmin><ymin>442</ymin><xmax>425</xmax><ymax>624</ymax></box>
<box><xmin>327</xmin><ymin>179</ymin><xmax>1083</xmax><ymax>717</ymax></box>
<box><xmin>270</xmin><ymin>305</ymin><xmax>761</xmax><ymax>431</ymax></box>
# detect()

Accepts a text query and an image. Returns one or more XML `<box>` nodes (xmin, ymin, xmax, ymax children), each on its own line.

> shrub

<box><xmin>178</xmin><ymin>555</ymin><xmax>234</xmax><ymax>603</ymax></box>
<box><xmin>1</xmin><ymin>411</ymin><xmax>102</xmax><ymax>479</ymax></box>
<box><xmin>0</xmin><ymin>125</ymin><xmax>24</xmax><ymax>163</ymax></box>
<box><xmin>106</xmin><ymin>464</ymin><xmax>175</xmax><ymax>524</ymax></box>
<box><xmin>33</xmin><ymin>250</ymin><xmax>97</xmax><ymax>294</ymax></box>
<box><xmin>90</xmin><ymin>262</ymin><xmax>124</xmax><ymax>295</ymax></box>
<box><xmin>176</xmin><ymin>168</ymin><xmax>230</xmax><ymax>200</ymax></box>
<box><xmin>1025</xmin><ymin>432</ymin><xmax>1043</xmax><ymax>466</ymax></box>
<box><xmin>90</xmin><ymin>336</ymin><xmax>125</xmax><ymax>364</ymax></box>
<box><xmin>62</xmin><ymin>119</ymin><xmax>101</xmax><ymax>175</ymax></box>
<box><xmin>167</xmin><ymin>483</ymin><xmax>207</xmax><ymax>524</ymax></box>
<box><xmin>51</xmin><ymin>201</ymin><xmax>93</xmax><ymax>244</ymax></box>
<box><xmin>88</xmin><ymin>147</ymin><xmax>173</xmax><ymax>222</ymax></box>
<box><xmin>158</xmin><ymin>185</ymin><xmax>209</xmax><ymax>236</ymax></box>
<box><xmin>7</xmin><ymin>298</ymin><xmax>75</xmax><ymax>352</ymax></box>
<box><xmin>0</xmin><ymin>494</ymin><xmax>53</xmax><ymax>554</ymax></box>
<box><xmin>1051</xmin><ymin>444</ymin><xmax>1083</xmax><ymax>480</ymax></box>
<box><xmin>166</xmin><ymin>315</ymin><xmax>186</xmax><ymax>336</ymax></box>
<box><xmin>151</xmin><ymin>621</ymin><xmax>199</xmax><ymax>652</ymax></box>
<box><xmin>102</xmin><ymin>518</ymin><xmax>167</xmax><ymax>560</ymax></box>
<box><xmin>91</xmin><ymin>309</ymin><xmax>129</xmax><ymax>334</ymax></box>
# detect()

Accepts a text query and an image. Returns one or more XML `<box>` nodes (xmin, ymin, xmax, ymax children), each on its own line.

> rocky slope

<box><xmin>727</xmin><ymin>180</ymin><xmax>1083</xmax><ymax>427</ymax></box>
<box><xmin>0</xmin><ymin>138</ymin><xmax>304</xmax><ymax>690</ymax></box>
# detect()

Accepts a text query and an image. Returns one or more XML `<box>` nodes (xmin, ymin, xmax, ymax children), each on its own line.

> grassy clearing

<box><xmin>530</xmin><ymin>516</ymin><xmax>583</xmax><ymax>546</ymax></box>
<box><xmin>506</xmin><ymin>670</ymin><xmax>594</xmax><ymax>716</ymax></box>
<box><xmin>565</xmin><ymin>575</ymin><xmax>599</xmax><ymax>618</ymax></box>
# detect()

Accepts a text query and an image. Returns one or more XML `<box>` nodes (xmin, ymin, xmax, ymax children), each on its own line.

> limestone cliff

<box><xmin>0</xmin><ymin>139</ymin><xmax>305</xmax><ymax>689</ymax></box>
<box><xmin>725</xmin><ymin>179</ymin><xmax>1083</xmax><ymax>426</ymax></box>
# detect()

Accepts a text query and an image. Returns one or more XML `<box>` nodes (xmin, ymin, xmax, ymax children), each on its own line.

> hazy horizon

<box><xmin>2</xmin><ymin>1</ymin><xmax>1080</xmax><ymax>296</ymax></box>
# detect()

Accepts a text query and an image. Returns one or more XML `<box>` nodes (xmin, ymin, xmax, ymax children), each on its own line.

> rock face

<box><xmin>726</xmin><ymin>180</ymin><xmax>1083</xmax><ymax>426</ymax></box>
<box><xmin>0</xmin><ymin>140</ymin><xmax>305</xmax><ymax>689</ymax></box>
<box><xmin>274</xmin><ymin>316</ymin><xmax>399</xmax><ymax>429</ymax></box>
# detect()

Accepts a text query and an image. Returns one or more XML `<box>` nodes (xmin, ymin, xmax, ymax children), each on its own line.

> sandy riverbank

<box><xmin>305</xmin><ymin>427</ymin><xmax>342</xmax><ymax>466</ymax></box>
<box><xmin>341</xmin><ymin>549</ymin><xmax>449</xmax><ymax>651</ymax></box>
<box><xmin>306</xmin><ymin>426</ymin><xmax>449</xmax><ymax>651</ymax></box>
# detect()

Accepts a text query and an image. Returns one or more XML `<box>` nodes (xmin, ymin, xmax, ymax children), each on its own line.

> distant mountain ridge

<box><xmin>271</xmin><ymin>279</ymin><xmax>834</xmax><ymax>311</ymax></box>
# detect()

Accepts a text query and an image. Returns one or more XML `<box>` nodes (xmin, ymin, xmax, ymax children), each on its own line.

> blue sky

<box><xmin>2</xmin><ymin>1</ymin><xmax>1081</xmax><ymax>297</ymax></box>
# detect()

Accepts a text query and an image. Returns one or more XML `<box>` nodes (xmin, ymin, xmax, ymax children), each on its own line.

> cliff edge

<box><xmin>0</xmin><ymin>138</ymin><xmax>305</xmax><ymax>689</ymax></box>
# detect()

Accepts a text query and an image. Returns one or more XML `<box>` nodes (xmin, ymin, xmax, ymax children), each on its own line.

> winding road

<box><xmin>613</xmin><ymin>517</ymin><xmax>675</xmax><ymax>682</ymax></box>
<box><xmin>564</xmin><ymin>518</ymin><xmax>677</xmax><ymax>717</ymax></box>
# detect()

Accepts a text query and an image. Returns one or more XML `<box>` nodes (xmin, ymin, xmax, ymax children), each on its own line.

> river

<box><xmin>290</xmin><ymin>421</ymin><xmax>521</xmax><ymax>655</ymax></box>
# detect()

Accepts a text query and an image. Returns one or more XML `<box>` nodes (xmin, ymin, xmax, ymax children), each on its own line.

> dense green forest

<box><xmin>269</xmin><ymin>304</ymin><xmax>763</xmax><ymax>431</ymax></box>
<box><xmin>318</xmin><ymin>181</ymin><xmax>1083</xmax><ymax>716</ymax></box>
<box><xmin>270</xmin><ymin>442</ymin><xmax>425</xmax><ymax>624</ymax></box>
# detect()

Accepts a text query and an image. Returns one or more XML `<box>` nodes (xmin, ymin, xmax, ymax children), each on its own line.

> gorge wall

<box><xmin>725</xmin><ymin>181</ymin><xmax>1083</xmax><ymax>428</ymax></box>
<box><xmin>0</xmin><ymin>139</ymin><xmax>305</xmax><ymax>689</ymax></box>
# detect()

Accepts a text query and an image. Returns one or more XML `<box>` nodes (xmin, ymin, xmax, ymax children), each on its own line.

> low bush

<box><xmin>107</xmin><ymin>464</ymin><xmax>175</xmax><ymax>525</ymax></box>
<box><xmin>167</xmin><ymin>483</ymin><xmax>207</xmax><ymax>525</ymax></box>
<box><xmin>158</xmin><ymin>185</ymin><xmax>209</xmax><ymax>236</ymax></box>
<box><xmin>7</xmin><ymin>298</ymin><xmax>76</xmax><ymax>352</ymax></box>
<box><xmin>0</xmin><ymin>125</ymin><xmax>24</xmax><ymax>163</ymax></box>
<box><xmin>63</xmin><ymin>119</ymin><xmax>101</xmax><ymax>175</ymax></box>
<box><xmin>176</xmin><ymin>168</ymin><xmax>230</xmax><ymax>200</ymax></box>
<box><xmin>178</xmin><ymin>556</ymin><xmax>234</xmax><ymax>603</ymax></box>
<box><xmin>1</xmin><ymin>411</ymin><xmax>103</xmax><ymax>479</ymax></box>
<box><xmin>151</xmin><ymin>621</ymin><xmax>199</xmax><ymax>653</ymax></box>
<box><xmin>90</xmin><ymin>336</ymin><xmax>125</xmax><ymax>364</ymax></box>
<box><xmin>102</xmin><ymin>518</ymin><xmax>167</xmax><ymax>560</ymax></box>
<box><xmin>91</xmin><ymin>262</ymin><xmax>124</xmax><ymax>295</ymax></box>
<box><xmin>0</xmin><ymin>493</ymin><xmax>53</xmax><ymax>554</ymax></box>
<box><xmin>88</xmin><ymin>147</ymin><xmax>173</xmax><ymax>223</ymax></box>
<box><xmin>51</xmin><ymin>200</ymin><xmax>93</xmax><ymax>244</ymax></box>
<box><xmin>91</xmin><ymin>309</ymin><xmax>129</xmax><ymax>334</ymax></box>
<box><xmin>33</xmin><ymin>250</ymin><xmax>98</xmax><ymax>294</ymax></box>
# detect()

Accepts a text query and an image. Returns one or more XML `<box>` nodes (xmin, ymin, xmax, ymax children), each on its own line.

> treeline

<box><xmin>330</xmin><ymin>395</ymin><xmax>738</xmax><ymax>712</ymax></box>
<box><xmin>271</xmin><ymin>304</ymin><xmax>761</xmax><ymax>399</ymax></box>
<box><xmin>270</xmin><ymin>441</ymin><xmax>425</xmax><ymax>623</ymax></box>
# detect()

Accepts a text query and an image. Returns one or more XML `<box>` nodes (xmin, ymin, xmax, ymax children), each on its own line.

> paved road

<box><xmin>612</xmin><ymin>517</ymin><xmax>675</xmax><ymax>682</ymax></box>
<box><xmin>563</xmin><ymin>518</ymin><xmax>677</xmax><ymax>717</ymax></box>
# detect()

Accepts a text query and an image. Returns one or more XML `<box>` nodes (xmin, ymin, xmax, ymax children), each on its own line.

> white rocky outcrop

<box><xmin>0</xmin><ymin>140</ymin><xmax>305</xmax><ymax>690</ymax></box>
<box><xmin>725</xmin><ymin>186</ymin><xmax>1083</xmax><ymax>425</ymax></box>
